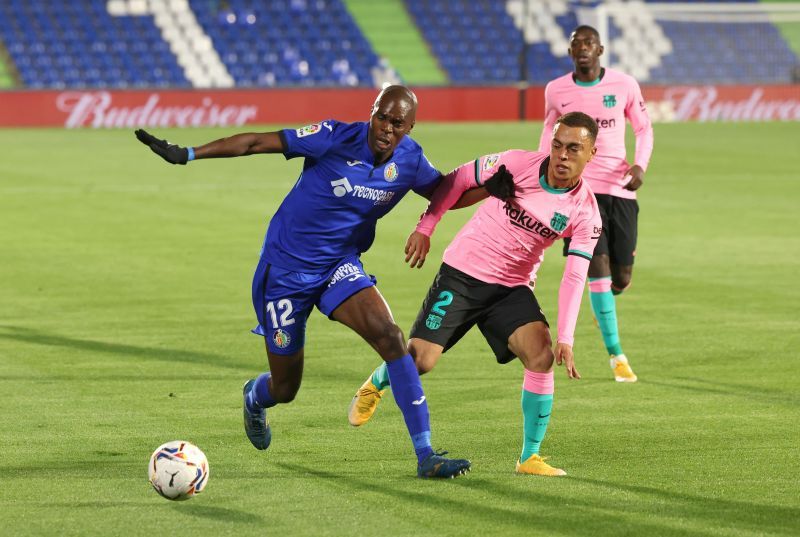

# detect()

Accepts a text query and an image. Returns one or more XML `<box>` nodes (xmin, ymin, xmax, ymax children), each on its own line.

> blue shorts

<box><xmin>251</xmin><ymin>255</ymin><xmax>377</xmax><ymax>355</ymax></box>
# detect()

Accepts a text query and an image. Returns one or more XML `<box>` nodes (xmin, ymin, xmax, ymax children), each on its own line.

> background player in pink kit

<box><xmin>349</xmin><ymin>112</ymin><xmax>601</xmax><ymax>476</ymax></box>
<box><xmin>539</xmin><ymin>26</ymin><xmax>654</xmax><ymax>382</ymax></box>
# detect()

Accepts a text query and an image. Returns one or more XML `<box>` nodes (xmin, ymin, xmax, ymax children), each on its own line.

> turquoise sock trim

<box><xmin>371</xmin><ymin>362</ymin><xmax>390</xmax><ymax>390</ymax></box>
<box><xmin>589</xmin><ymin>290</ymin><xmax>623</xmax><ymax>356</ymax></box>
<box><xmin>520</xmin><ymin>391</ymin><xmax>553</xmax><ymax>461</ymax></box>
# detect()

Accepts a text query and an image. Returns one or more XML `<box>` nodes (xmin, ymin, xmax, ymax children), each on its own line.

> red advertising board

<box><xmin>0</xmin><ymin>85</ymin><xmax>798</xmax><ymax>127</ymax></box>
<box><xmin>523</xmin><ymin>84</ymin><xmax>800</xmax><ymax>122</ymax></box>
<box><xmin>0</xmin><ymin>87</ymin><xmax>519</xmax><ymax>128</ymax></box>
<box><xmin>641</xmin><ymin>85</ymin><xmax>800</xmax><ymax>122</ymax></box>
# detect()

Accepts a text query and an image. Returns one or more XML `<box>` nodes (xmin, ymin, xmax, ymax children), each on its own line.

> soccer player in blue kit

<box><xmin>134</xmin><ymin>85</ymin><xmax>471</xmax><ymax>478</ymax></box>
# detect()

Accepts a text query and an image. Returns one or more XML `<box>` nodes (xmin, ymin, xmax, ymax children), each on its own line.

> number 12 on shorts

<box><xmin>266</xmin><ymin>299</ymin><xmax>295</xmax><ymax>328</ymax></box>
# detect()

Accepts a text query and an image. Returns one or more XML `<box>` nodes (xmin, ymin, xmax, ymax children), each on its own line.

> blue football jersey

<box><xmin>260</xmin><ymin>120</ymin><xmax>442</xmax><ymax>272</ymax></box>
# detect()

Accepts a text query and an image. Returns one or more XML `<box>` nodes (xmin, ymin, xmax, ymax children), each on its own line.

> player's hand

<box><xmin>623</xmin><ymin>165</ymin><xmax>645</xmax><ymax>191</ymax></box>
<box><xmin>135</xmin><ymin>129</ymin><xmax>190</xmax><ymax>165</ymax></box>
<box><xmin>484</xmin><ymin>164</ymin><xmax>515</xmax><ymax>200</ymax></box>
<box><xmin>554</xmin><ymin>342</ymin><xmax>581</xmax><ymax>379</ymax></box>
<box><xmin>405</xmin><ymin>231</ymin><xmax>431</xmax><ymax>269</ymax></box>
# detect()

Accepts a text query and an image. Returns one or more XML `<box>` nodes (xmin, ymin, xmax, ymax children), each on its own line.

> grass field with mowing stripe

<box><xmin>1</xmin><ymin>122</ymin><xmax>798</xmax><ymax>536</ymax></box>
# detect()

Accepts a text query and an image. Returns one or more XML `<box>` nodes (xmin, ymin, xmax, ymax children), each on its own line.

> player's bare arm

<box><xmin>193</xmin><ymin>131</ymin><xmax>285</xmax><ymax>158</ymax></box>
<box><xmin>135</xmin><ymin>129</ymin><xmax>285</xmax><ymax>164</ymax></box>
<box><xmin>414</xmin><ymin>180</ymin><xmax>489</xmax><ymax>208</ymax></box>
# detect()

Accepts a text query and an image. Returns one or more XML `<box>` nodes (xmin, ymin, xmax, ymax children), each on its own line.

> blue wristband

<box><xmin>187</xmin><ymin>147</ymin><xmax>195</xmax><ymax>161</ymax></box>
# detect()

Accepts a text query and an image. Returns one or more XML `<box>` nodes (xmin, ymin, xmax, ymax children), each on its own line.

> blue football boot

<box><xmin>243</xmin><ymin>379</ymin><xmax>272</xmax><ymax>450</ymax></box>
<box><xmin>417</xmin><ymin>451</ymin><xmax>471</xmax><ymax>479</ymax></box>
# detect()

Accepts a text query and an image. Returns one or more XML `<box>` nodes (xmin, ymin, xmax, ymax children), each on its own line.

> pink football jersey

<box><xmin>538</xmin><ymin>68</ymin><xmax>654</xmax><ymax>199</ymax></box>
<box><xmin>416</xmin><ymin>150</ymin><xmax>602</xmax><ymax>346</ymax></box>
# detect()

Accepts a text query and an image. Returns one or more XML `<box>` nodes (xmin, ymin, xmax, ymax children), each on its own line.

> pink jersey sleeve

<box><xmin>556</xmin><ymin>194</ymin><xmax>601</xmax><ymax>345</ymax></box>
<box><xmin>625</xmin><ymin>77</ymin><xmax>654</xmax><ymax>171</ymax></box>
<box><xmin>538</xmin><ymin>83</ymin><xmax>560</xmax><ymax>152</ymax></box>
<box><xmin>556</xmin><ymin>255</ymin><xmax>590</xmax><ymax>346</ymax></box>
<box><xmin>415</xmin><ymin>159</ymin><xmax>478</xmax><ymax>236</ymax></box>
<box><xmin>417</xmin><ymin>150</ymin><xmax>534</xmax><ymax>236</ymax></box>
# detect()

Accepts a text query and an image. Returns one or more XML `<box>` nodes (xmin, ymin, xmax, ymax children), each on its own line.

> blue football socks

<box><xmin>246</xmin><ymin>372</ymin><xmax>277</xmax><ymax>412</ymax></box>
<box><xmin>386</xmin><ymin>354</ymin><xmax>433</xmax><ymax>463</ymax></box>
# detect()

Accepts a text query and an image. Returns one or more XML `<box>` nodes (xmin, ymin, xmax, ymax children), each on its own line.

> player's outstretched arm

<box><xmin>134</xmin><ymin>129</ymin><xmax>286</xmax><ymax>164</ymax></box>
<box><xmin>451</xmin><ymin>186</ymin><xmax>489</xmax><ymax>209</ymax></box>
<box><xmin>134</xmin><ymin>129</ymin><xmax>191</xmax><ymax>164</ymax></box>
<box><xmin>448</xmin><ymin>164</ymin><xmax>514</xmax><ymax>208</ymax></box>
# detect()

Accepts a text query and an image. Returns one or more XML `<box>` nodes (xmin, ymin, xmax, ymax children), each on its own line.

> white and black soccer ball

<box><xmin>148</xmin><ymin>440</ymin><xmax>209</xmax><ymax>501</ymax></box>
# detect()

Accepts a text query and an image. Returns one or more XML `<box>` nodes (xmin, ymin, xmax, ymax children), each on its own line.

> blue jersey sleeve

<box><xmin>411</xmin><ymin>153</ymin><xmax>442</xmax><ymax>195</ymax></box>
<box><xmin>281</xmin><ymin>119</ymin><xmax>338</xmax><ymax>160</ymax></box>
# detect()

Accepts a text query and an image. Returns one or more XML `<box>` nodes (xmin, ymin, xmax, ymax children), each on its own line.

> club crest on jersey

<box><xmin>272</xmin><ymin>329</ymin><xmax>291</xmax><ymax>349</ymax></box>
<box><xmin>483</xmin><ymin>154</ymin><xmax>500</xmax><ymax>171</ymax></box>
<box><xmin>425</xmin><ymin>314</ymin><xmax>443</xmax><ymax>330</ymax></box>
<box><xmin>602</xmin><ymin>95</ymin><xmax>617</xmax><ymax>108</ymax></box>
<box><xmin>384</xmin><ymin>162</ymin><xmax>398</xmax><ymax>182</ymax></box>
<box><xmin>296</xmin><ymin>123</ymin><xmax>322</xmax><ymax>137</ymax></box>
<box><xmin>550</xmin><ymin>212</ymin><xmax>569</xmax><ymax>232</ymax></box>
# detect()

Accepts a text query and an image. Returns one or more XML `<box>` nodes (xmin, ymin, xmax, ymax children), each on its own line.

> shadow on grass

<box><xmin>171</xmin><ymin>503</ymin><xmax>264</xmax><ymax>524</ymax></box>
<box><xmin>0</xmin><ymin>325</ymin><xmax>253</xmax><ymax>373</ymax></box>
<box><xmin>1</xmin><ymin>458</ymin><xmax>139</xmax><ymax>479</ymax></box>
<box><xmin>275</xmin><ymin>462</ymin><xmax>715</xmax><ymax>537</ymax></box>
<box><xmin>570</xmin><ymin>476</ymin><xmax>800</xmax><ymax>536</ymax></box>
<box><xmin>641</xmin><ymin>376</ymin><xmax>799</xmax><ymax>407</ymax></box>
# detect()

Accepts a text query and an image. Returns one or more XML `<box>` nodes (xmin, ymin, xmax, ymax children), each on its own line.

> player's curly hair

<box><xmin>556</xmin><ymin>112</ymin><xmax>598</xmax><ymax>142</ymax></box>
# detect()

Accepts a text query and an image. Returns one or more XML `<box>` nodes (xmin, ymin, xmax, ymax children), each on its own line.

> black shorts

<box><xmin>563</xmin><ymin>193</ymin><xmax>639</xmax><ymax>265</ymax></box>
<box><xmin>409</xmin><ymin>263</ymin><xmax>548</xmax><ymax>364</ymax></box>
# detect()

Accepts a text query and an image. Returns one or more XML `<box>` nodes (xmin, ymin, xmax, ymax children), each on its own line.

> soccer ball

<box><xmin>148</xmin><ymin>440</ymin><xmax>209</xmax><ymax>501</ymax></box>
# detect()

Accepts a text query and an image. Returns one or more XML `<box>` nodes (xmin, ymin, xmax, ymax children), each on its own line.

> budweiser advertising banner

<box><xmin>0</xmin><ymin>85</ymin><xmax>798</xmax><ymax>127</ymax></box>
<box><xmin>0</xmin><ymin>87</ymin><xmax>519</xmax><ymax>128</ymax></box>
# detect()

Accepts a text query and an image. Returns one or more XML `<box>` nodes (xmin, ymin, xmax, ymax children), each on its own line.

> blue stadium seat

<box><xmin>0</xmin><ymin>0</ymin><xmax>795</xmax><ymax>87</ymax></box>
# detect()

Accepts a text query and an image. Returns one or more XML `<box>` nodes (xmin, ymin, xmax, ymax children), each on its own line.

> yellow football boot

<box><xmin>610</xmin><ymin>354</ymin><xmax>638</xmax><ymax>383</ymax></box>
<box><xmin>515</xmin><ymin>454</ymin><xmax>566</xmax><ymax>476</ymax></box>
<box><xmin>348</xmin><ymin>377</ymin><xmax>385</xmax><ymax>426</ymax></box>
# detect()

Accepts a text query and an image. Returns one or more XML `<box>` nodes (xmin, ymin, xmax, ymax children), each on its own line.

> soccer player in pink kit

<box><xmin>349</xmin><ymin>112</ymin><xmax>601</xmax><ymax>476</ymax></box>
<box><xmin>539</xmin><ymin>25</ymin><xmax>654</xmax><ymax>382</ymax></box>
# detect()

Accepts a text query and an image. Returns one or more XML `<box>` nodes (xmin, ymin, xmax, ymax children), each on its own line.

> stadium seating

<box><xmin>648</xmin><ymin>20</ymin><xmax>798</xmax><ymax>84</ymax></box>
<box><xmin>0</xmin><ymin>0</ymin><xmax>796</xmax><ymax>88</ymax></box>
<box><xmin>404</xmin><ymin>0</ymin><xmax>524</xmax><ymax>84</ymax></box>
<box><xmin>0</xmin><ymin>0</ymin><xmax>380</xmax><ymax>89</ymax></box>
<box><xmin>0</xmin><ymin>0</ymin><xmax>188</xmax><ymax>89</ymax></box>
<box><xmin>410</xmin><ymin>0</ymin><xmax>798</xmax><ymax>85</ymax></box>
<box><xmin>189</xmin><ymin>0</ymin><xmax>379</xmax><ymax>87</ymax></box>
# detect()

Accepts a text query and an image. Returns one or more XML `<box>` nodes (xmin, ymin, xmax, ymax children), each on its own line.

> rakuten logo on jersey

<box><xmin>503</xmin><ymin>201</ymin><xmax>558</xmax><ymax>239</ymax></box>
<box><xmin>595</xmin><ymin>117</ymin><xmax>617</xmax><ymax>129</ymax></box>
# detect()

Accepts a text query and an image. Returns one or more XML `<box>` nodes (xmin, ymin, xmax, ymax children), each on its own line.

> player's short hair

<box><xmin>571</xmin><ymin>25</ymin><xmax>601</xmax><ymax>42</ymax></box>
<box><xmin>555</xmin><ymin>112</ymin><xmax>598</xmax><ymax>142</ymax></box>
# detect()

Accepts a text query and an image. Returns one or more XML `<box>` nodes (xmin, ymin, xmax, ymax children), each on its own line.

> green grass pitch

<box><xmin>1</xmin><ymin>121</ymin><xmax>798</xmax><ymax>536</ymax></box>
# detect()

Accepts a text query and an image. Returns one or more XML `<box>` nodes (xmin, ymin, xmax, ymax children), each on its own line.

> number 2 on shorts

<box><xmin>431</xmin><ymin>291</ymin><xmax>453</xmax><ymax>316</ymax></box>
